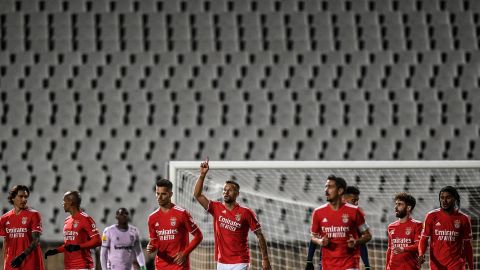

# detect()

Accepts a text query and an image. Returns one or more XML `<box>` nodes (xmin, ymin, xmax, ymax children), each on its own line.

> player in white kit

<box><xmin>100</xmin><ymin>208</ymin><xmax>146</xmax><ymax>270</ymax></box>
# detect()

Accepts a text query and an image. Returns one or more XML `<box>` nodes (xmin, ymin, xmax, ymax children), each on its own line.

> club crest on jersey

<box><xmin>73</xmin><ymin>220</ymin><xmax>79</xmax><ymax>228</ymax></box>
<box><xmin>130</xmin><ymin>235</ymin><xmax>135</xmax><ymax>242</ymax></box>
<box><xmin>342</xmin><ymin>214</ymin><xmax>349</xmax><ymax>223</ymax></box>
<box><xmin>170</xmin><ymin>217</ymin><xmax>177</xmax><ymax>226</ymax></box>
<box><xmin>235</xmin><ymin>213</ymin><xmax>241</xmax><ymax>222</ymax></box>
<box><xmin>22</xmin><ymin>217</ymin><xmax>27</xmax><ymax>224</ymax></box>
<box><xmin>405</xmin><ymin>227</ymin><xmax>411</xmax><ymax>235</ymax></box>
<box><xmin>454</xmin><ymin>220</ymin><xmax>460</xmax><ymax>229</ymax></box>
<box><xmin>389</xmin><ymin>230</ymin><xmax>395</xmax><ymax>235</ymax></box>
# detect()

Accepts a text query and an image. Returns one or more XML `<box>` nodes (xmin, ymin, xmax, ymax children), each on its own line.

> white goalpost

<box><xmin>168</xmin><ymin>161</ymin><xmax>480</xmax><ymax>269</ymax></box>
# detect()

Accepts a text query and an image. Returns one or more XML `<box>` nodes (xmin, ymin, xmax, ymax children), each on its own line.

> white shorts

<box><xmin>216</xmin><ymin>262</ymin><xmax>249</xmax><ymax>270</ymax></box>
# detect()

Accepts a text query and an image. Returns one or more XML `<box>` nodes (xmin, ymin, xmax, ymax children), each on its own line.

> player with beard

<box><xmin>0</xmin><ymin>185</ymin><xmax>44</xmax><ymax>270</ymax></box>
<box><xmin>386</xmin><ymin>192</ymin><xmax>422</xmax><ymax>270</ymax></box>
<box><xmin>418</xmin><ymin>186</ymin><xmax>473</xmax><ymax>270</ymax></box>
<box><xmin>305</xmin><ymin>185</ymin><xmax>371</xmax><ymax>270</ymax></box>
<box><xmin>310</xmin><ymin>176</ymin><xmax>371</xmax><ymax>270</ymax></box>
<box><xmin>44</xmin><ymin>191</ymin><xmax>102</xmax><ymax>270</ymax></box>
<box><xmin>147</xmin><ymin>178</ymin><xmax>203</xmax><ymax>270</ymax></box>
<box><xmin>100</xmin><ymin>207</ymin><xmax>146</xmax><ymax>270</ymax></box>
<box><xmin>193</xmin><ymin>158</ymin><xmax>272</xmax><ymax>270</ymax></box>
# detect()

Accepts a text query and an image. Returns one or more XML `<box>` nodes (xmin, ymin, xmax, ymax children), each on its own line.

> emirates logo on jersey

<box><xmin>342</xmin><ymin>214</ymin><xmax>349</xmax><ymax>223</ymax></box>
<box><xmin>21</xmin><ymin>217</ymin><xmax>27</xmax><ymax>225</ymax></box>
<box><xmin>170</xmin><ymin>217</ymin><xmax>177</xmax><ymax>226</ymax></box>
<box><xmin>235</xmin><ymin>213</ymin><xmax>241</xmax><ymax>222</ymax></box>
<box><xmin>454</xmin><ymin>220</ymin><xmax>460</xmax><ymax>229</ymax></box>
<box><xmin>405</xmin><ymin>227</ymin><xmax>412</xmax><ymax>235</ymax></box>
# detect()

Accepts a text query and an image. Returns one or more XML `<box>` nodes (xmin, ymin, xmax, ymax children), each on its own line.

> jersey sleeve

<box><xmin>31</xmin><ymin>211</ymin><xmax>43</xmax><ymax>233</ymax></box>
<box><xmin>101</xmin><ymin>227</ymin><xmax>110</xmax><ymax>248</ymax></box>
<box><xmin>355</xmin><ymin>207</ymin><xmax>368</xmax><ymax>232</ymax></box>
<box><xmin>0</xmin><ymin>216</ymin><xmax>5</xmax><ymax>237</ymax></box>
<box><xmin>207</xmin><ymin>200</ymin><xmax>217</xmax><ymax>216</ymax></box>
<box><xmin>421</xmin><ymin>212</ymin><xmax>433</xmax><ymax>237</ymax></box>
<box><xmin>245</xmin><ymin>208</ymin><xmax>261</xmax><ymax>232</ymax></box>
<box><xmin>310</xmin><ymin>209</ymin><xmax>321</xmax><ymax>235</ymax></box>
<box><xmin>414</xmin><ymin>222</ymin><xmax>423</xmax><ymax>242</ymax></box>
<box><xmin>83</xmin><ymin>216</ymin><xmax>100</xmax><ymax>238</ymax></box>
<box><xmin>462</xmin><ymin>215</ymin><xmax>472</xmax><ymax>241</ymax></box>
<box><xmin>148</xmin><ymin>215</ymin><xmax>157</xmax><ymax>241</ymax></box>
<box><xmin>183</xmin><ymin>210</ymin><xmax>199</xmax><ymax>233</ymax></box>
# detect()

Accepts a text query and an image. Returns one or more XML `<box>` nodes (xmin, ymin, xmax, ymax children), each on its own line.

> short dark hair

<box><xmin>394</xmin><ymin>192</ymin><xmax>416</xmax><ymax>211</ymax></box>
<box><xmin>8</xmin><ymin>185</ymin><xmax>30</xmax><ymax>205</ymax></box>
<box><xmin>66</xmin><ymin>191</ymin><xmax>82</xmax><ymax>207</ymax></box>
<box><xmin>327</xmin><ymin>174</ymin><xmax>336</xmax><ymax>180</ymax></box>
<box><xmin>332</xmin><ymin>177</ymin><xmax>347</xmax><ymax>194</ymax></box>
<box><xmin>116</xmin><ymin>207</ymin><xmax>129</xmax><ymax>215</ymax></box>
<box><xmin>439</xmin><ymin>186</ymin><xmax>460</xmax><ymax>208</ymax></box>
<box><xmin>344</xmin><ymin>186</ymin><xmax>360</xmax><ymax>196</ymax></box>
<box><xmin>225</xmin><ymin>180</ymin><xmax>240</xmax><ymax>192</ymax></box>
<box><xmin>156</xmin><ymin>178</ymin><xmax>173</xmax><ymax>191</ymax></box>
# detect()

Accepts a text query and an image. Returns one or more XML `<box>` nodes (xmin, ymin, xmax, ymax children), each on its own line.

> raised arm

<box><xmin>10</xmin><ymin>231</ymin><xmax>41</xmax><ymax>268</ymax></box>
<box><xmin>254</xmin><ymin>229</ymin><xmax>272</xmax><ymax>270</ymax></box>
<box><xmin>193</xmin><ymin>158</ymin><xmax>210</xmax><ymax>210</ymax></box>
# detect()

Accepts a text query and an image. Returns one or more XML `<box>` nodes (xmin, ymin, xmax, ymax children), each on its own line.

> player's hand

<box><xmin>417</xmin><ymin>254</ymin><xmax>425</xmax><ymax>265</ymax></box>
<box><xmin>65</xmin><ymin>244</ymin><xmax>81</xmax><ymax>252</ymax></box>
<box><xmin>262</xmin><ymin>257</ymin><xmax>272</xmax><ymax>270</ymax></box>
<box><xmin>393</xmin><ymin>246</ymin><xmax>404</xmax><ymax>254</ymax></box>
<box><xmin>199</xmin><ymin>157</ymin><xmax>209</xmax><ymax>176</ymax></box>
<box><xmin>320</xmin><ymin>235</ymin><xmax>329</xmax><ymax>246</ymax></box>
<box><xmin>10</xmin><ymin>252</ymin><xmax>26</xmax><ymax>268</ymax></box>
<box><xmin>347</xmin><ymin>235</ymin><xmax>356</xmax><ymax>248</ymax></box>
<box><xmin>44</xmin><ymin>249</ymin><xmax>59</xmax><ymax>259</ymax></box>
<box><xmin>146</xmin><ymin>243</ymin><xmax>157</xmax><ymax>254</ymax></box>
<box><xmin>305</xmin><ymin>261</ymin><xmax>314</xmax><ymax>270</ymax></box>
<box><xmin>173</xmin><ymin>252</ymin><xmax>187</xmax><ymax>265</ymax></box>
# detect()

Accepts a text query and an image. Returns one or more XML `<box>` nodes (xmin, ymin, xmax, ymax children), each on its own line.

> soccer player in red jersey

<box><xmin>418</xmin><ymin>186</ymin><xmax>473</xmax><ymax>270</ymax></box>
<box><xmin>44</xmin><ymin>191</ymin><xmax>101</xmax><ymax>270</ymax></box>
<box><xmin>386</xmin><ymin>192</ymin><xmax>423</xmax><ymax>270</ymax></box>
<box><xmin>193</xmin><ymin>158</ymin><xmax>272</xmax><ymax>270</ymax></box>
<box><xmin>146</xmin><ymin>178</ymin><xmax>203</xmax><ymax>270</ymax></box>
<box><xmin>0</xmin><ymin>185</ymin><xmax>44</xmax><ymax>270</ymax></box>
<box><xmin>310</xmin><ymin>176</ymin><xmax>371</xmax><ymax>270</ymax></box>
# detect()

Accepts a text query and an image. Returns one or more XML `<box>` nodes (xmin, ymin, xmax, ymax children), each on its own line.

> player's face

<box><xmin>156</xmin><ymin>186</ymin><xmax>173</xmax><ymax>207</ymax></box>
<box><xmin>325</xmin><ymin>179</ymin><xmax>340</xmax><ymax>202</ymax></box>
<box><xmin>395</xmin><ymin>200</ymin><xmax>408</xmax><ymax>218</ymax></box>
<box><xmin>13</xmin><ymin>190</ymin><xmax>29</xmax><ymax>210</ymax></box>
<box><xmin>343</xmin><ymin>194</ymin><xmax>359</xmax><ymax>205</ymax></box>
<box><xmin>223</xmin><ymin>184</ymin><xmax>238</xmax><ymax>203</ymax></box>
<box><xmin>440</xmin><ymin>191</ymin><xmax>456</xmax><ymax>211</ymax></box>
<box><xmin>116</xmin><ymin>209</ymin><xmax>130</xmax><ymax>224</ymax></box>
<box><xmin>63</xmin><ymin>195</ymin><xmax>73</xmax><ymax>212</ymax></box>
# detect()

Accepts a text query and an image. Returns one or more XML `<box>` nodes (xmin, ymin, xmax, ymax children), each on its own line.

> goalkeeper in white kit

<box><xmin>100</xmin><ymin>207</ymin><xmax>146</xmax><ymax>270</ymax></box>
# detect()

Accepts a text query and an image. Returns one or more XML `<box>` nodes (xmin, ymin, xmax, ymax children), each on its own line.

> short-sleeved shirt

<box><xmin>0</xmin><ymin>208</ymin><xmax>45</xmax><ymax>270</ymax></box>
<box><xmin>421</xmin><ymin>208</ymin><xmax>472</xmax><ymax>269</ymax></box>
<box><xmin>102</xmin><ymin>224</ymin><xmax>141</xmax><ymax>270</ymax></box>
<box><xmin>387</xmin><ymin>217</ymin><xmax>423</xmax><ymax>270</ymax></box>
<box><xmin>63</xmin><ymin>211</ymin><xmax>100</xmax><ymax>269</ymax></box>
<box><xmin>310</xmin><ymin>203</ymin><xmax>368</xmax><ymax>270</ymax></box>
<box><xmin>207</xmin><ymin>201</ymin><xmax>261</xmax><ymax>264</ymax></box>
<box><xmin>148</xmin><ymin>204</ymin><xmax>199</xmax><ymax>270</ymax></box>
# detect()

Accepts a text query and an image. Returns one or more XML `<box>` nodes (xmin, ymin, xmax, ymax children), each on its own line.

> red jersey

<box><xmin>148</xmin><ymin>204</ymin><xmax>199</xmax><ymax>270</ymax></box>
<box><xmin>310</xmin><ymin>203</ymin><xmax>368</xmax><ymax>270</ymax></box>
<box><xmin>421</xmin><ymin>208</ymin><xmax>472</xmax><ymax>269</ymax></box>
<box><xmin>0</xmin><ymin>208</ymin><xmax>44</xmax><ymax>270</ymax></box>
<box><xmin>63</xmin><ymin>211</ymin><xmax>99</xmax><ymax>269</ymax></box>
<box><xmin>207</xmin><ymin>201</ymin><xmax>261</xmax><ymax>264</ymax></box>
<box><xmin>386</xmin><ymin>217</ymin><xmax>422</xmax><ymax>270</ymax></box>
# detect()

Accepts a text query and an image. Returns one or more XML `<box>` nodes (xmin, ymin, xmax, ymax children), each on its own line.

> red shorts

<box><xmin>321</xmin><ymin>257</ymin><xmax>359</xmax><ymax>270</ymax></box>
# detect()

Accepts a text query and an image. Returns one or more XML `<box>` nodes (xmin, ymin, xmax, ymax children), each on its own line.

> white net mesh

<box><xmin>170</xmin><ymin>161</ymin><xmax>480</xmax><ymax>269</ymax></box>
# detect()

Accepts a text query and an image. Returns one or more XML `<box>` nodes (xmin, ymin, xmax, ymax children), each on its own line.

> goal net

<box><xmin>168</xmin><ymin>161</ymin><xmax>480</xmax><ymax>270</ymax></box>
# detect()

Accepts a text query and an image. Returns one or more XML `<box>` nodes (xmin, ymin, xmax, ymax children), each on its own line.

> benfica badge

<box><xmin>170</xmin><ymin>217</ymin><xmax>177</xmax><ymax>226</ymax></box>
<box><xmin>342</xmin><ymin>214</ymin><xmax>349</xmax><ymax>223</ymax></box>
<box><xmin>405</xmin><ymin>227</ymin><xmax>412</xmax><ymax>236</ymax></box>
<box><xmin>235</xmin><ymin>213</ymin><xmax>241</xmax><ymax>222</ymax></box>
<box><xmin>73</xmin><ymin>220</ymin><xmax>79</xmax><ymax>228</ymax></box>
<box><xmin>21</xmin><ymin>217</ymin><xmax>27</xmax><ymax>225</ymax></box>
<box><xmin>454</xmin><ymin>220</ymin><xmax>461</xmax><ymax>229</ymax></box>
